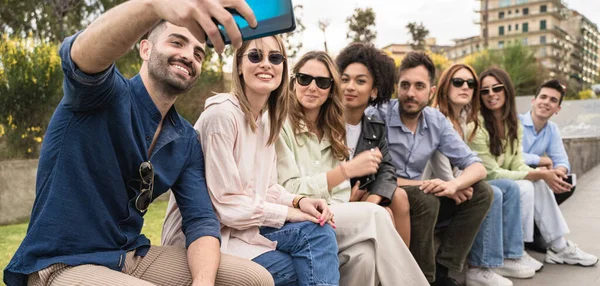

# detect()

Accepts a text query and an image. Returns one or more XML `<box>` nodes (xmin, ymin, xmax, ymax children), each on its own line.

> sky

<box><xmin>293</xmin><ymin>0</ymin><xmax>600</xmax><ymax>56</ymax></box>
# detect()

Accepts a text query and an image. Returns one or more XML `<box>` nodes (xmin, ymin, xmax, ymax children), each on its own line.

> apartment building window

<box><xmin>523</xmin><ymin>23</ymin><xmax>529</xmax><ymax>32</ymax></box>
<box><xmin>523</xmin><ymin>8</ymin><xmax>529</xmax><ymax>15</ymax></box>
<box><xmin>516</xmin><ymin>0</ymin><xmax>528</xmax><ymax>4</ymax></box>
<box><xmin>516</xmin><ymin>9</ymin><xmax>520</xmax><ymax>14</ymax></box>
<box><xmin>499</xmin><ymin>26</ymin><xmax>505</xmax><ymax>36</ymax></box>
<box><xmin>508</xmin><ymin>25</ymin><xmax>512</xmax><ymax>32</ymax></box>
<box><xmin>499</xmin><ymin>41</ymin><xmax>505</xmax><ymax>49</ymax></box>
<box><xmin>516</xmin><ymin>24</ymin><xmax>519</xmax><ymax>31</ymax></box>
<box><xmin>540</xmin><ymin>5</ymin><xmax>547</xmax><ymax>13</ymax></box>
<box><xmin>522</xmin><ymin>38</ymin><xmax>528</xmax><ymax>45</ymax></box>
<box><xmin>499</xmin><ymin>12</ymin><xmax>505</xmax><ymax>19</ymax></box>
<box><xmin>540</xmin><ymin>20</ymin><xmax>547</xmax><ymax>30</ymax></box>
<box><xmin>540</xmin><ymin>35</ymin><xmax>546</xmax><ymax>44</ymax></box>
<box><xmin>499</xmin><ymin>0</ymin><xmax>510</xmax><ymax>7</ymax></box>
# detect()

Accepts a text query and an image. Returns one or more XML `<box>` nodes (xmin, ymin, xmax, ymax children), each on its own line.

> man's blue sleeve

<box><xmin>59</xmin><ymin>31</ymin><xmax>124</xmax><ymax>112</ymax></box>
<box><xmin>171</xmin><ymin>138</ymin><xmax>221</xmax><ymax>248</ymax></box>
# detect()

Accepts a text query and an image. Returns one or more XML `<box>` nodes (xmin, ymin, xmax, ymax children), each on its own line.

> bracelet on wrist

<box><xmin>293</xmin><ymin>195</ymin><xmax>307</xmax><ymax>208</ymax></box>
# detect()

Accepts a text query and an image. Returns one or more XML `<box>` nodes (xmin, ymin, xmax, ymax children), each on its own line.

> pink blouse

<box><xmin>161</xmin><ymin>93</ymin><xmax>295</xmax><ymax>259</ymax></box>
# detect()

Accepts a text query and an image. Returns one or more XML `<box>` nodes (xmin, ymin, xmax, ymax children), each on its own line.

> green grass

<box><xmin>0</xmin><ymin>200</ymin><xmax>168</xmax><ymax>284</ymax></box>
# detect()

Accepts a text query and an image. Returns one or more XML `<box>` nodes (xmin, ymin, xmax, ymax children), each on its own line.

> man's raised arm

<box><xmin>72</xmin><ymin>0</ymin><xmax>257</xmax><ymax>74</ymax></box>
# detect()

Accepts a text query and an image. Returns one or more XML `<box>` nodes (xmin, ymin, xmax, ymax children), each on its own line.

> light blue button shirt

<box><xmin>519</xmin><ymin>111</ymin><xmax>571</xmax><ymax>172</ymax></box>
<box><xmin>367</xmin><ymin>99</ymin><xmax>481</xmax><ymax>180</ymax></box>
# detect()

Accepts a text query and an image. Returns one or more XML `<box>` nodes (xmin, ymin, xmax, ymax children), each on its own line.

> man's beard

<box><xmin>400</xmin><ymin>99</ymin><xmax>427</xmax><ymax>119</ymax></box>
<box><xmin>147</xmin><ymin>49</ymin><xmax>197</xmax><ymax>96</ymax></box>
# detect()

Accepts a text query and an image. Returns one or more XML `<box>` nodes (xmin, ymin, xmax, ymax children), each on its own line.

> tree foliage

<box><xmin>346</xmin><ymin>7</ymin><xmax>376</xmax><ymax>43</ymax></box>
<box><xmin>281</xmin><ymin>4</ymin><xmax>306</xmax><ymax>59</ymax></box>
<box><xmin>406</xmin><ymin>22</ymin><xmax>429</xmax><ymax>50</ymax></box>
<box><xmin>0</xmin><ymin>0</ymin><xmax>126</xmax><ymax>42</ymax></box>
<box><xmin>429</xmin><ymin>53</ymin><xmax>451</xmax><ymax>84</ymax></box>
<box><xmin>0</xmin><ymin>36</ymin><xmax>63</xmax><ymax>158</ymax></box>
<box><xmin>464</xmin><ymin>43</ymin><xmax>544</xmax><ymax>95</ymax></box>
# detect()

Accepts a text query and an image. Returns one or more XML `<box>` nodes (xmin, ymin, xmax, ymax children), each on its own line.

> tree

<box><xmin>0</xmin><ymin>36</ymin><xmax>63</xmax><ymax>158</ymax></box>
<box><xmin>429</xmin><ymin>53</ymin><xmax>451</xmax><ymax>84</ymax></box>
<box><xmin>346</xmin><ymin>7</ymin><xmax>376</xmax><ymax>43</ymax></box>
<box><xmin>464</xmin><ymin>43</ymin><xmax>543</xmax><ymax>95</ymax></box>
<box><xmin>406</xmin><ymin>22</ymin><xmax>429</xmax><ymax>50</ymax></box>
<box><xmin>318</xmin><ymin>19</ymin><xmax>330</xmax><ymax>53</ymax></box>
<box><xmin>281</xmin><ymin>4</ymin><xmax>306</xmax><ymax>59</ymax></box>
<box><xmin>0</xmin><ymin>0</ymin><xmax>126</xmax><ymax>42</ymax></box>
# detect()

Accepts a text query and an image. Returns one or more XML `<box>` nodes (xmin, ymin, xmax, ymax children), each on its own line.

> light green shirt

<box><xmin>468</xmin><ymin>115</ymin><xmax>533</xmax><ymax>180</ymax></box>
<box><xmin>276</xmin><ymin>120</ymin><xmax>351</xmax><ymax>204</ymax></box>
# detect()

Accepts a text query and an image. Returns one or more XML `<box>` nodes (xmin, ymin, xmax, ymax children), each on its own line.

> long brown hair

<box><xmin>288</xmin><ymin>51</ymin><xmax>348</xmax><ymax>160</ymax></box>
<box><xmin>432</xmin><ymin>64</ymin><xmax>480</xmax><ymax>142</ymax></box>
<box><xmin>479</xmin><ymin>67</ymin><xmax>519</xmax><ymax>157</ymax></box>
<box><xmin>231</xmin><ymin>36</ymin><xmax>291</xmax><ymax>145</ymax></box>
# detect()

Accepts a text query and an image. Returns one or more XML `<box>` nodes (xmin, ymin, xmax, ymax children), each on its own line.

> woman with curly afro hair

<box><xmin>335</xmin><ymin>42</ymin><xmax>412</xmax><ymax>247</ymax></box>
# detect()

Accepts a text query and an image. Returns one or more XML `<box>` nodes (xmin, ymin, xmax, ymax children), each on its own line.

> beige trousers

<box><xmin>27</xmin><ymin>246</ymin><xmax>273</xmax><ymax>286</ymax></box>
<box><xmin>331</xmin><ymin>202</ymin><xmax>428</xmax><ymax>286</ymax></box>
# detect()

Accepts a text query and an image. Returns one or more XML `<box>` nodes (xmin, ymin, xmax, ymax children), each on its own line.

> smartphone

<box><xmin>563</xmin><ymin>173</ymin><xmax>576</xmax><ymax>187</ymax></box>
<box><xmin>206</xmin><ymin>0</ymin><xmax>296</xmax><ymax>47</ymax></box>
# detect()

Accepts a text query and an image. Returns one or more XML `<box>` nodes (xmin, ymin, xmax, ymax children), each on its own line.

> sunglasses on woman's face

<box><xmin>243</xmin><ymin>50</ymin><xmax>285</xmax><ymax>65</ymax></box>
<box><xmin>294</xmin><ymin>73</ymin><xmax>333</xmax><ymax>89</ymax></box>
<box><xmin>135</xmin><ymin>161</ymin><xmax>154</xmax><ymax>213</ymax></box>
<box><xmin>450</xmin><ymin>78</ymin><xmax>476</xmax><ymax>89</ymax></box>
<box><xmin>480</xmin><ymin>84</ymin><xmax>505</xmax><ymax>96</ymax></box>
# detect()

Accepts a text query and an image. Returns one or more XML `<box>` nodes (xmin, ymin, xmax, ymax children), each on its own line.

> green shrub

<box><xmin>0</xmin><ymin>36</ymin><xmax>63</xmax><ymax>159</ymax></box>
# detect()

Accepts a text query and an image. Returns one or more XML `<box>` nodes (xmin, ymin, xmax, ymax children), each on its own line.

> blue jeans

<box><xmin>252</xmin><ymin>221</ymin><xmax>340</xmax><ymax>286</ymax></box>
<box><xmin>468</xmin><ymin>179</ymin><xmax>523</xmax><ymax>267</ymax></box>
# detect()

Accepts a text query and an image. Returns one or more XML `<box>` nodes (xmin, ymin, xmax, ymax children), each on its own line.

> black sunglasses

<box><xmin>135</xmin><ymin>161</ymin><xmax>154</xmax><ymax>213</ymax></box>
<box><xmin>451</xmin><ymin>78</ymin><xmax>476</xmax><ymax>89</ymax></box>
<box><xmin>243</xmin><ymin>50</ymin><xmax>285</xmax><ymax>65</ymax></box>
<box><xmin>294</xmin><ymin>73</ymin><xmax>333</xmax><ymax>89</ymax></box>
<box><xmin>480</xmin><ymin>84</ymin><xmax>505</xmax><ymax>96</ymax></box>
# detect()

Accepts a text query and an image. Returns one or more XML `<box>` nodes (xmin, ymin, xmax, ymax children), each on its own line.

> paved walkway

<box><xmin>452</xmin><ymin>164</ymin><xmax>600</xmax><ymax>285</ymax></box>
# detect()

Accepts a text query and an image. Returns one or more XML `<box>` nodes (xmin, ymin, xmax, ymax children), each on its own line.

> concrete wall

<box><xmin>0</xmin><ymin>159</ymin><xmax>38</xmax><ymax>225</ymax></box>
<box><xmin>563</xmin><ymin>137</ymin><xmax>600</xmax><ymax>176</ymax></box>
<box><xmin>2</xmin><ymin>137</ymin><xmax>600</xmax><ymax>225</ymax></box>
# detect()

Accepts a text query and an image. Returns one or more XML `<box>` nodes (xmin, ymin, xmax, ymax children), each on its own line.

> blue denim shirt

<box><xmin>367</xmin><ymin>99</ymin><xmax>481</xmax><ymax>180</ymax></box>
<box><xmin>4</xmin><ymin>32</ymin><xmax>220</xmax><ymax>286</ymax></box>
<box><xmin>519</xmin><ymin>111</ymin><xmax>571</xmax><ymax>172</ymax></box>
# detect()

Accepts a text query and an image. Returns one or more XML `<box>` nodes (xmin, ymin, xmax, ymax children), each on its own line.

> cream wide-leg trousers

<box><xmin>330</xmin><ymin>202</ymin><xmax>428</xmax><ymax>286</ymax></box>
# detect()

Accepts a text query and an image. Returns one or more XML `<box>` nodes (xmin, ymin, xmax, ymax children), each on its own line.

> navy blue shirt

<box><xmin>4</xmin><ymin>32</ymin><xmax>220</xmax><ymax>285</ymax></box>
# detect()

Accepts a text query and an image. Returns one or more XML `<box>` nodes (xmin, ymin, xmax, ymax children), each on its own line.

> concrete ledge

<box><xmin>0</xmin><ymin>159</ymin><xmax>38</xmax><ymax>225</ymax></box>
<box><xmin>1</xmin><ymin>136</ymin><xmax>600</xmax><ymax>225</ymax></box>
<box><xmin>563</xmin><ymin>136</ymin><xmax>600</xmax><ymax>176</ymax></box>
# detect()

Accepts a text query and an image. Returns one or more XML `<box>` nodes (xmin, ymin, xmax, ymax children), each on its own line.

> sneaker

<box><xmin>545</xmin><ymin>240</ymin><xmax>599</xmax><ymax>266</ymax></box>
<box><xmin>466</xmin><ymin>267</ymin><xmax>513</xmax><ymax>286</ymax></box>
<box><xmin>522</xmin><ymin>252</ymin><xmax>544</xmax><ymax>272</ymax></box>
<box><xmin>493</xmin><ymin>258</ymin><xmax>535</xmax><ymax>279</ymax></box>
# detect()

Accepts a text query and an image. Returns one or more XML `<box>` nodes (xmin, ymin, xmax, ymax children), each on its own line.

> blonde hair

<box><xmin>288</xmin><ymin>51</ymin><xmax>348</xmax><ymax>160</ymax></box>
<box><xmin>230</xmin><ymin>36</ymin><xmax>291</xmax><ymax>145</ymax></box>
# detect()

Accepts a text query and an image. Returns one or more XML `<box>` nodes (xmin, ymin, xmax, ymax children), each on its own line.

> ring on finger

<box><xmin>370</xmin><ymin>148</ymin><xmax>375</xmax><ymax>152</ymax></box>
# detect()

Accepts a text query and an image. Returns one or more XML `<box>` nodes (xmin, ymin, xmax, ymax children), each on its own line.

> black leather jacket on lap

<box><xmin>349</xmin><ymin>114</ymin><xmax>398</xmax><ymax>206</ymax></box>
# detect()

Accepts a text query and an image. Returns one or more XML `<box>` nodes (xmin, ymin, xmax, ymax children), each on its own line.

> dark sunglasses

<box><xmin>135</xmin><ymin>161</ymin><xmax>154</xmax><ymax>213</ymax></box>
<box><xmin>243</xmin><ymin>50</ymin><xmax>285</xmax><ymax>65</ymax></box>
<box><xmin>294</xmin><ymin>73</ymin><xmax>333</xmax><ymax>89</ymax></box>
<box><xmin>480</xmin><ymin>84</ymin><xmax>505</xmax><ymax>96</ymax></box>
<box><xmin>450</xmin><ymin>78</ymin><xmax>476</xmax><ymax>89</ymax></box>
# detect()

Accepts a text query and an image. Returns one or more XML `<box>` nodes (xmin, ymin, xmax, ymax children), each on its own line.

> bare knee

<box><xmin>392</xmin><ymin>187</ymin><xmax>410</xmax><ymax>215</ymax></box>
